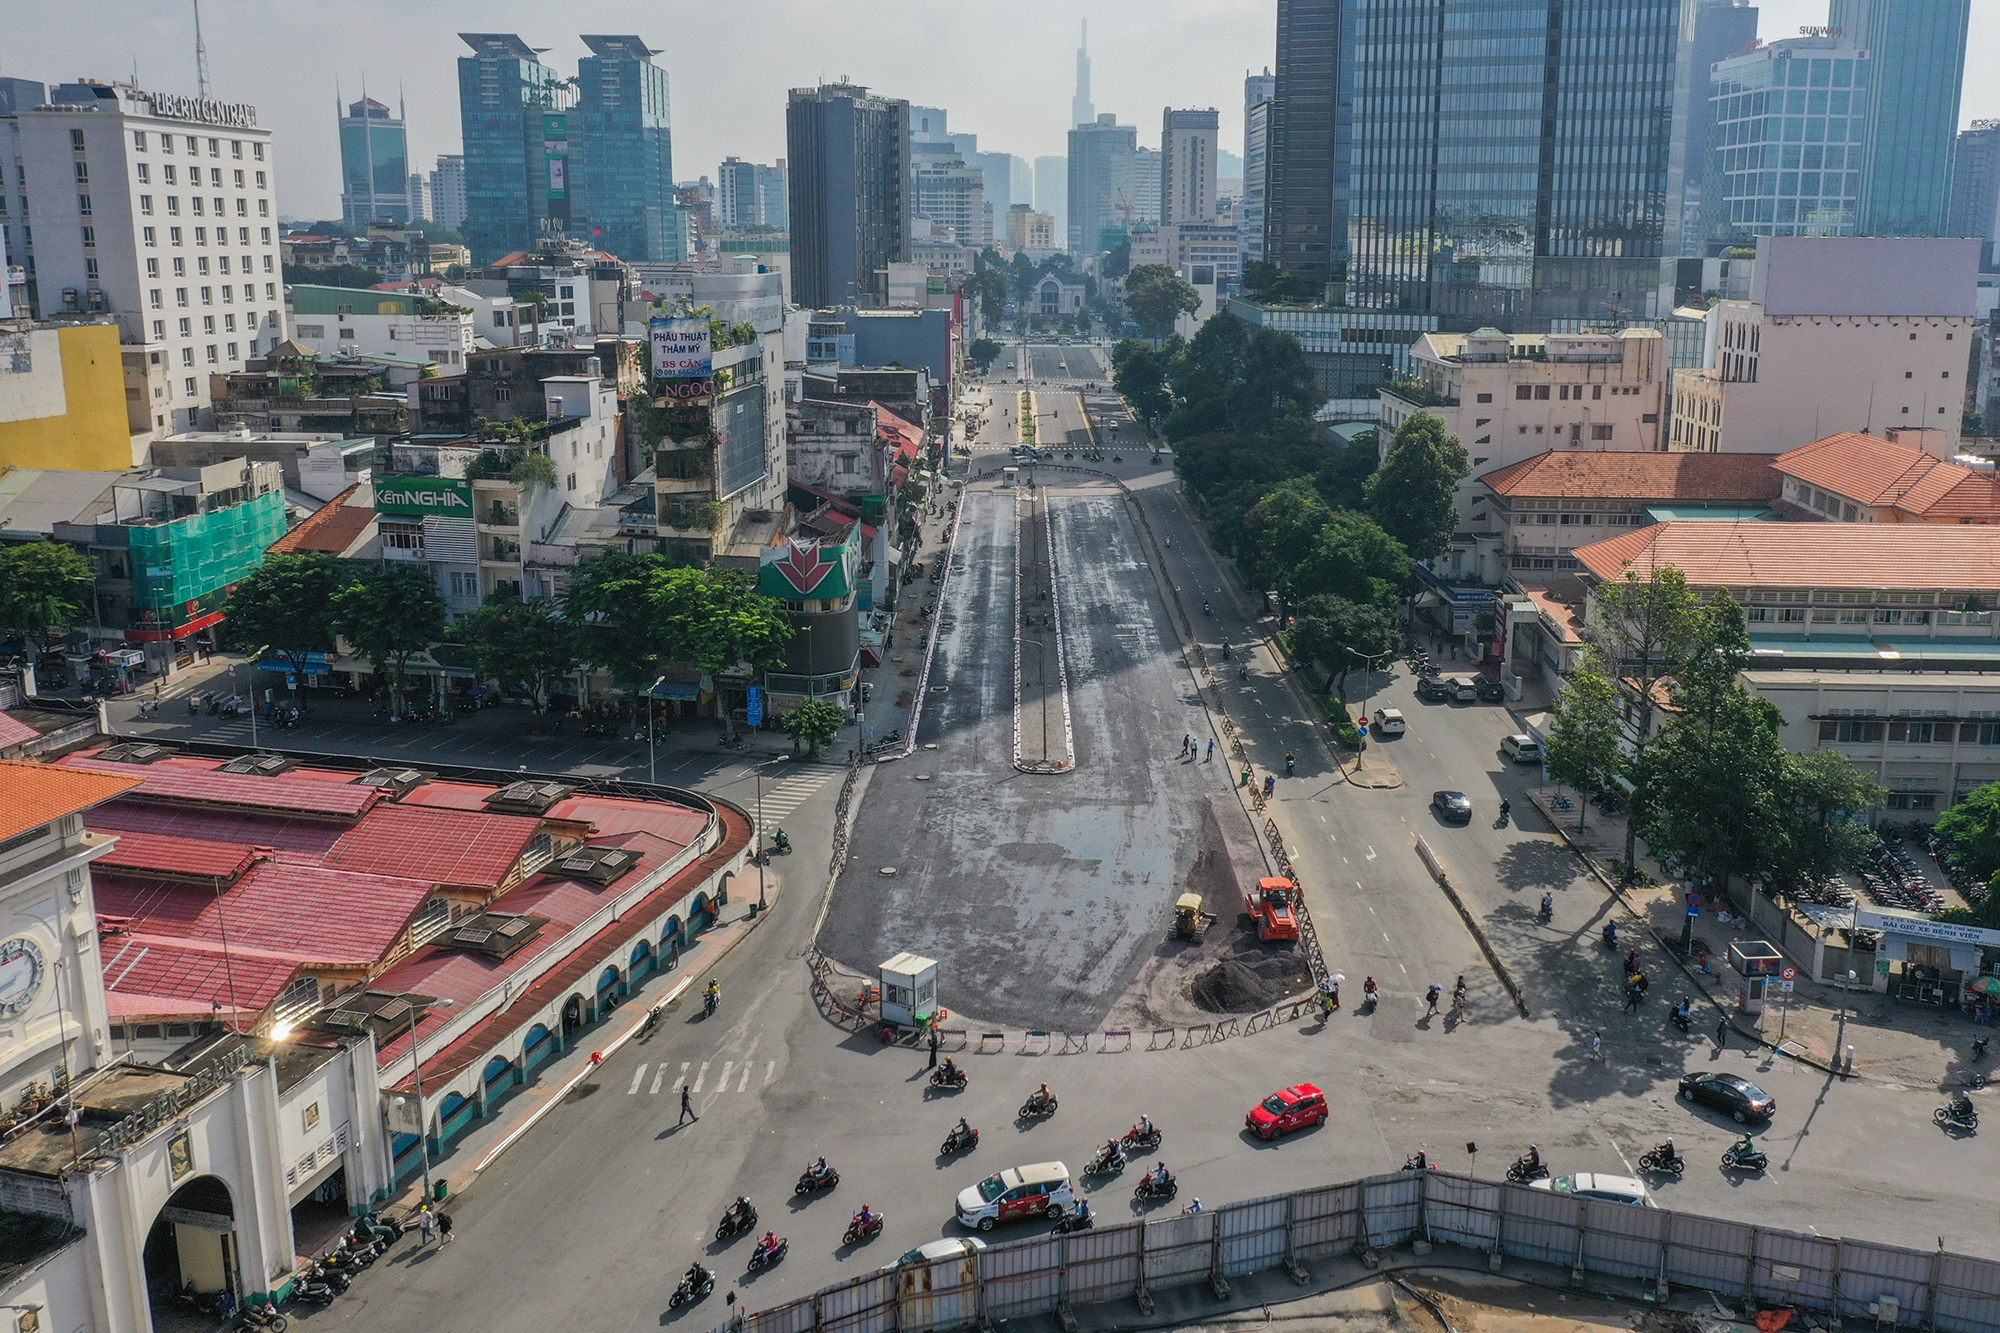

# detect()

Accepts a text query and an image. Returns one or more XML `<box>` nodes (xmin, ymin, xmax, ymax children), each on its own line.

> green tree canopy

<box><xmin>1290</xmin><ymin>593</ymin><xmax>1398</xmax><ymax>698</ymax></box>
<box><xmin>563</xmin><ymin>551</ymin><xmax>672</xmax><ymax>696</ymax></box>
<box><xmin>329</xmin><ymin>564</ymin><xmax>447</xmax><ymax>705</ymax></box>
<box><xmin>0</xmin><ymin>543</ymin><xmax>96</xmax><ymax>645</ymax></box>
<box><xmin>1543</xmin><ymin>661</ymin><xmax>1626</xmax><ymax>825</ymax></box>
<box><xmin>1112</xmin><ymin>340</ymin><xmax>1173</xmax><ymax>424</ymax></box>
<box><xmin>650</xmin><ymin>567</ymin><xmax>792</xmax><ymax>738</ymax></box>
<box><xmin>1636</xmin><ymin>684</ymin><xmax>1789</xmax><ymax>892</ymax></box>
<box><xmin>1239</xmin><ymin>479</ymin><xmax>1335</xmax><ymax>604</ymax></box>
<box><xmin>1316</xmin><ymin>430</ymin><xmax>1379</xmax><ymax>511</ymax></box>
<box><xmin>1363</xmin><ymin>412</ymin><xmax>1468</xmax><ymax>561</ymax></box>
<box><xmin>1123</xmin><ymin>263</ymin><xmax>1202</xmax><ymax>341</ymax></box>
<box><xmin>968</xmin><ymin>338</ymin><xmax>1001</xmax><ymax>370</ymax></box>
<box><xmin>450</xmin><ymin>594</ymin><xmax>580</xmax><ymax>707</ymax></box>
<box><xmin>781</xmin><ymin>698</ymin><xmax>848</xmax><ymax>758</ymax></box>
<box><xmin>1935</xmin><ymin>783</ymin><xmax>2000</xmax><ymax>882</ymax></box>
<box><xmin>1281</xmin><ymin>511</ymin><xmax>1412</xmax><ymax>612</ymax></box>
<box><xmin>220</xmin><ymin>553</ymin><xmax>356</xmax><ymax>685</ymax></box>
<box><xmin>1761</xmin><ymin>748</ymin><xmax>1886</xmax><ymax>899</ymax></box>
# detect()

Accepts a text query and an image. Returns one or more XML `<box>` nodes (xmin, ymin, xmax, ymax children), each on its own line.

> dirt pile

<box><xmin>1188</xmin><ymin>957</ymin><xmax>1305</xmax><ymax>1013</ymax></box>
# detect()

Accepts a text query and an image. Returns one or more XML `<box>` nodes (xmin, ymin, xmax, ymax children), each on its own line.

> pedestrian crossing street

<box><xmin>626</xmin><ymin>1056</ymin><xmax>778</xmax><ymax>1097</ymax></box>
<box><xmin>749</xmin><ymin>763</ymin><xmax>844</xmax><ymax>834</ymax></box>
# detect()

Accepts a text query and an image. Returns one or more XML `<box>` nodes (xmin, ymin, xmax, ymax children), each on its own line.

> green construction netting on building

<box><xmin>126</xmin><ymin>490</ymin><xmax>288</xmax><ymax>614</ymax></box>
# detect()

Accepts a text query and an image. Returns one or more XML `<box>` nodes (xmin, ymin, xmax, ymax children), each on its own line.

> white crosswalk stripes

<box><xmin>749</xmin><ymin>763</ymin><xmax>843</xmax><ymax>834</ymax></box>
<box><xmin>625</xmin><ymin>1052</ymin><xmax>779</xmax><ymax>1096</ymax></box>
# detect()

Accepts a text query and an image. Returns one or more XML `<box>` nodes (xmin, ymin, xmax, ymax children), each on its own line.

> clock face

<box><xmin>0</xmin><ymin>939</ymin><xmax>45</xmax><ymax>1017</ymax></box>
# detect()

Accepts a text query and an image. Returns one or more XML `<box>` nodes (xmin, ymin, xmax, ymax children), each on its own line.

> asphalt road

<box><xmin>279</xmin><ymin>374</ymin><xmax>2000</xmax><ymax>1333</ymax></box>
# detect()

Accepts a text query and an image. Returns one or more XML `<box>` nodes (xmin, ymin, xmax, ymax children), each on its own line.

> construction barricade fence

<box><xmin>717</xmin><ymin>1170</ymin><xmax>2000</xmax><ymax>1333</ymax></box>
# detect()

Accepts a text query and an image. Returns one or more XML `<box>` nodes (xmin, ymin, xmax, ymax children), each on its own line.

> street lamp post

<box><xmin>647</xmin><ymin>675</ymin><xmax>667</xmax><ymax>785</ymax></box>
<box><xmin>402</xmin><ymin>997</ymin><xmax>455</xmax><ymax>1211</ymax></box>
<box><xmin>1346</xmin><ymin>647</ymin><xmax>1397</xmax><ymax>769</ymax></box>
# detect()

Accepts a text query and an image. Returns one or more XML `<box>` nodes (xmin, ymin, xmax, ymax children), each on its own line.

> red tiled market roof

<box><xmin>1478</xmin><ymin>450</ymin><xmax>1782</xmax><ymax>501</ymax></box>
<box><xmin>1774</xmin><ymin>432</ymin><xmax>2000</xmax><ymax>522</ymax></box>
<box><xmin>1571</xmin><ymin>521</ymin><xmax>2000</xmax><ymax>589</ymax></box>
<box><xmin>0</xmin><ymin>761</ymin><xmax>141</xmax><ymax>844</ymax></box>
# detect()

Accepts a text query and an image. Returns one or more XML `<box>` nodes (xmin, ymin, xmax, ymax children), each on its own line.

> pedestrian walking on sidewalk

<box><xmin>417</xmin><ymin>1207</ymin><xmax>436</xmax><ymax>1246</ymax></box>
<box><xmin>1715</xmin><ymin>1019</ymin><xmax>1729</xmax><ymax>1051</ymax></box>
<box><xmin>1591</xmin><ymin>1031</ymin><xmax>1603</xmax><ymax>1061</ymax></box>
<box><xmin>1205</xmin><ymin>739</ymin><xmax>1214</xmax><ymax>762</ymax></box>
<box><xmin>437</xmin><ymin>1211</ymin><xmax>454</xmax><ymax>1246</ymax></box>
<box><xmin>928</xmin><ymin>1026</ymin><xmax>940</xmax><ymax>1069</ymax></box>
<box><xmin>680</xmin><ymin>1084</ymin><xmax>698</xmax><ymax>1125</ymax></box>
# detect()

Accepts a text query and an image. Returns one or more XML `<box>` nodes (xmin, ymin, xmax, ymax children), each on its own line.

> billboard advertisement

<box><xmin>376</xmin><ymin>476</ymin><xmax>474</xmax><ymax>518</ymax></box>
<box><xmin>542</xmin><ymin>113</ymin><xmax>569</xmax><ymax>200</ymax></box>
<box><xmin>650</xmin><ymin>317</ymin><xmax>714</xmax><ymax>400</ymax></box>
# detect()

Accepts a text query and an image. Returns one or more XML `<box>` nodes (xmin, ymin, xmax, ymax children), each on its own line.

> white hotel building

<box><xmin>3</xmin><ymin>80</ymin><xmax>285</xmax><ymax>432</ymax></box>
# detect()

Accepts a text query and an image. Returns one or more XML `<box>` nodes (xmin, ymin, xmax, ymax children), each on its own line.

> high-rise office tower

<box><xmin>1829</xmin><ymin>0</ymin><xmax>1972</xmax><ymax>237</ymax></box>
<box><xmin>338</xmin><ymin>95</ymin><xmax>415</xmax><ymax>225</ymax></box>
<box><xmin>1705</xmin><ymin>38</ymin><xmax>1870</xmax><ymax>243</ymax></box>
<box><xmin>718</xmin><ymin>157</ymin><xmax>788</xmax><ymax>229</ymax></box>
<box><xmin>408</xmin><ymin>173</ymin><xmax>428</xmax><ymax>221</ymax></box>
<box><xmin>914</xmin><ymin>140</ymin><xmax>990</xmax><ymax>247</ymax></box>
<box><xmin>429</xmin><ymin>154</ymin><xmax>467</xmax><ymax>231</ymax></box>
<box><xmin>1068</xmin><ymin>115</ymin><xmax>1138</xmax><ymax>257</ymax></box>
<box><xmin>573</xmin><ymin>35</ymin><xmax>678</xmax><ymax>262</ymax></box>
<box><xmin>787</xmin><ymin>81</ymin><xmax>910</xmax><ymax>308</ymax></box>
<box><xmin>1242</xmin><ymin>70</ymin><xmax>1275</xmax><ymax>267</ymax></box>
<box><xmin>1678</xmin><ymin>2</ymin><xmax>1760</xmax><ymax>251</ymax></box>
<box><xmin>1072</xmin><ymin>21</ymin><xmax>1094</xmax><ymax>130</ymax></box>
<box><xmin>457</xmin><ymin>33</ymin><xmax>569</xmax><ymax>263</ymax></box>
<box><xmin>1161</xmin><ymin>109</ymin><xmax>1219</xmax><ymax>225</ymax></box>
<box><xmin>1948</xmin><ymin>122</ymin><xmax>2000</xmax><ymax>262</ymax></box>
<box><xmin>1034</xmin><ymin>155</ymin><xmax>1067</xmax><ymax>247</ymax></box>
<box><xmin>909</xmin><ymin>106</ymin><xmax>950</xmax><ymax>144</ymax></box>
<box><xmin>1265</xmin><ymin>0</ymin><xmax>1688</xmax><ymax>328</ymax></box>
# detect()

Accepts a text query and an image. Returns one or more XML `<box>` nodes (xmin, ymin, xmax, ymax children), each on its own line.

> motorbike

<box><xmin>1505</xmin><ymin>1155</ymin><xmax>1550</xmax><ymax>1184</ymax></box>
<box><xmin>1602</xmin><ymin>922</ymin><xmax>1619</xmax><ymax>949</ymax></box>
<box><xmin>1084</xmin><ymin>1144</ymin><xmax>1127</xmax><ymax>1176</ymax></box>
<box><xmin>1052</xmin><ymin>1206</ymin><xmax>1095</xmax><ymax>1234</ymax></box>
<box><xmin>748</xmin><ymin>1237</ymin><xmax>789</xmax><ymax>1271</ymax></box>
<box><xmin>715</xmin><ymin>1202</ymin><xmax>758</xmax><ymax>1242</ymax></box>
<box><xmin>639</xmin><ymin>1008</ymin><xmax>660</xmax><ymax>1037</ymax></box>
<box><xmin>292</xmin><ymin>1271</ymin><xmax>340</xmax><ymax>1306</ymax></box>
<box><xmin>771</xmin><ymin>829</ymin><xmax>791</xmax><ymax>855</ymax></box>
<box><xmin>670</xmin><ymin>1267</ymin><xmax>716</xmax><ymax>1308</ymax></box>
<box><xmin>1018</xmin><ymin>1090</ymin><xmax>1058</xmax><ymax>1119</ymax></box>
<box><xmin>1496</xmin><ymin>803</ymin><xmax>1511</xmax><ymax>829</ymax></box>
<box><xmin>1538</xmin><ymin>897</ymin><xmax>1554</xmax><ymax>924</ymax></box>
<box><xmin>795</xmin><ymin>1164</ymin><xmax>840</xmax><ymax>1194</ymax></box>
<box><xmin>1133</xmin><ymin>1172</ymin><xmax>1178</xmax><ymax>1202</ymax></box>
<box><xmin>1670</xmin><ymin>1007</ymin><xmax>1693</xmax><ymax>1034</ymax></box>
<box><xmin>941</xmin><ymin>1124</ymin><xmax>980</xmax><ymax>1155</ymax></box>
<box><xmin>844</xmin><ymin>1212</ymin><xmax>885</xmax><ymax>1245</ymax></box>
<box><xmin>1936</xmin><ymin>1099</ymin><xmax>1980</xmax><ymax>1132</ymax></box>
<box><xmin>237</xmin><ymin>1303</ymin><xmax>288</xmax><ymax>1331</ymax></box>
<box><xmin>1721</xmin><ymin>1143</ymin><xmax>1769</xmax><ymax>1172</ymax></box>
<box><xmin>352</xmin><ymin>1210</ymin><xmax>402</xmax><ymax>1244</ymax></box>
<box><xmin>1121</xmin><ymin>1124</ymin><xmax>1163</xmax><ymax>1152</ymax></box>
<box><xmin>1402</xmin><ymin>1153</ymin><xmax>1436</xmax><ymax>1172</ymax></box>
<box><xmin>703</xmin><ymin>990</ymin><xmax>719</xmax><ymax>1018</ymax></box>
<box><xmin>930</xmin><ymin>1065</ymin><xmax>969</xmax><ymax>1090</ymax></box>
<box><xmin>1638</xmin><ymin>1147</ymin><xmax>1685</xmax><ymax>1177</ymax></box>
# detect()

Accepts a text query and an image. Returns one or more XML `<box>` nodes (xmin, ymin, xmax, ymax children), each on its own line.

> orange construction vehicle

<box><xmin>1245</xmin><ymin>876</ymin><xmax>1301</xmax><ymax>943</ymax></box>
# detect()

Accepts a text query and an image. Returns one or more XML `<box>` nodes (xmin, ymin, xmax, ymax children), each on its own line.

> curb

<box><xmin>390</xmin><ymin>883</ymin><xmax>783</xmax><ymax>1210</ymax></box>
<box><xmin>1528</xmin><ymin>791</ymin><xmax>1844</xmax><ymax>1077</ymax></box>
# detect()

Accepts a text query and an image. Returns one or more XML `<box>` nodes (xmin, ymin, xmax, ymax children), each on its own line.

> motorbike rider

<box><xmin>939</xmin><ymin>1056</ymin><xmax>961</xmax><ymax>1082</ymax></box>
<box><xmin>1074</xmin><ymin>1197</ymin><xmax>1093</xmax><ymax>1223</ymax></box>
<box><xmin>1673</xmin><ymin>997</ymin><xmax>1692</xmax><ymax>1024</ymax></box>
<box><xmin>1540</xmin><ymin>891</ymin><xmax>1554</xmax><ymax>917</ymax></box>
<box><xmin>1654</xmin><ymin>1136</ymin><xmax>1679</xmax><ymax>1168</ymax></box>
<box><xmin>757</xmin><ymin>1231</ymin><xmax>780</xmax><ymax>1258</ymax></box>
<box><xmin>1132</xmin><ymin>1112</ymin><xmax>1155</xmax><ymax>1140</ymax></box>
<box><xmin>1098</xmin><ymin>1138</ymin><xmax>1122</xmax><ymax>1166</ymax></box>
<box><xmin>1521</xmin><ymin>1144</ymin><xmax>1543</xmax><ymax>1174</ymax></box>
<box><xmin>683</xmin><ymin>1262</ymin><xmax>708</xmax><ymax>1291</ymax></box>
<box><xmin>1284</xmin><ymin>751</ymin><xmax>1296</xmax><ymax>774</ymax></box>
<box><xmin>1362</xmin><ymin>976</ymin><xmax>1379</xmax><ymax>1004</ymax></box>
<box><xmin>705</xmin><ymin>978</ymin><xmax>720</xmax><ymax>1004</ymax></box>
<box><xmin>1499</xmin><ymin>799</ymin><xmax>1511</xmax><ymax>820</ymax></box>
<box><xmin>727</xmin><ymin>1195</ymin><xmax>751</xmax><ymax>1226</ymax></box>
<box><xmin>1603</xmin><ymin>920</ymin><xmax>1619</xmax><ymax>947</ymax></box>
<box><xmin>1202</xmin><ymin>600</ymin><xmax>1212</xmax><ymax>615</ymax></box>
<box><xmin>854</xmin><ymin>1203</ymin><xmax>877</xmax><ymax>1230</ymax></box>
<box><xmin>1948</xmin><ymin>1090</ymin><xmax>1976</xmax><ymax>1119</ymax></box>
<box><xmin>1149</xmin><ymin>1162</ymin><xmax>1171</xmax><ymax>1188</ymax></box>
<box><xmin>1732</xmin><ymin>1132</ymin><xmax>1759</xmax><ymax>1158</ymax></box>
<box><xmin>810</xmin><ymin>1155</ymin><xmax>829</xmax><ymax>1181</ymax></box>
<box><xmin>954</xmin><ymin>1115</ymin><xmax>973</xmax><ymax>1142</ymax></box>
<box><xmin>1408</xmin><ymin>1149</ymin><xmax>1428</xmax><ymax>1170</ymax></box>
<box><xmin>1033</xmin><ymin>1081</ymin><xmax>1053</xmax><ymax>1108</ymax></box>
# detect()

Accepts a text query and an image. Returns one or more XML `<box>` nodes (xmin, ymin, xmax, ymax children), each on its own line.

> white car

<box><xmin>1372</xmin><ymin>708</ymin><xmax>1406</xmax><ymax>736</ymax></box>
<box><xmin>1529</xmin><ymin>1172</ymin><xmax>1651</xmax><ymax>1207</ymax></box>
<box><xmin>955</xmin><ymin>1162</ymin><xmax>1075</xmax><ymax>1232</ymax></box>
<box><xmin>882</xmin><ymin>1237</ymin><xmax>985</xmax><ymax>1272</ymax></box>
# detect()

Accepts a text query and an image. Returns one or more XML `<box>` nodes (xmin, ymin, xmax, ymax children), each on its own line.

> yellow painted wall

<box><xmin>0</xmin><ymin>323</ymin><xmax>135</xmax><ymax>471</ymax></box>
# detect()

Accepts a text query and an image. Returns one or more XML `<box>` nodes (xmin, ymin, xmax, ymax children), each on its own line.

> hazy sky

<box><xmin>6</xmin><ymin>0</ymin><xmax>1995</xmax><ymax>222</ymax></box>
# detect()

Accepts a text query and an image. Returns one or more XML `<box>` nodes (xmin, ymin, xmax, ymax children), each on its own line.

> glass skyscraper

<box><xmin>1705</xmin><ymin>39</ymin><xmax>1871</xmax><ymax>243</ymax></box>
<box><xmin>786</xmin><ymin>82</ymin><xmax>911</xmax><ymax>308</ymax></box>
<box><xmin>338</xmin><ymin>96</ymin><xmax>413</xmax><ymax>226</ymax></box>
<box><xmin>457</xmin><ymin>33</ymin><xmax>568</xmax><ymax>264</ymax></box>
<box><xmin>1828</xmin><ymin>0</ymin><xmax>1971</xmax><ymax>237</ymax></box>
<box><xmin>1265</xmin><ymin>0</ymin><xmax>1690</xmax><ymax>329</ymax></box>
<box><xmin>573</xmin><ymin>35</ymin><xmax>679</xmax><ymax>262</ymax></box>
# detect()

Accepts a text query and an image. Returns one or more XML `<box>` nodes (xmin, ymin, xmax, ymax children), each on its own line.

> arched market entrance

<box><xmin>144</xmin><ymin>1174</ymin><xmax>239</xmax><ymax>1316</ymax></box>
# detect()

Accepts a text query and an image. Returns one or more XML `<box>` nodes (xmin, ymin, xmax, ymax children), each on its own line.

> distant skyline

<box><xmin>5</xmin><ymin>0</ymin><xmax>1993</xmax><ymax>225</ymax></box>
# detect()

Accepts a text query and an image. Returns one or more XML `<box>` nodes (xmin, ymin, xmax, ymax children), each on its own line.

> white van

<box><xmin>1502</xmin><ymin>734</ymin><xmax>1542</xmax><ymax>764</ymax></box>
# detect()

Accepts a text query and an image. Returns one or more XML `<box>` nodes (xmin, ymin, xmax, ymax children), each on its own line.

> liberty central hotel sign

<box><xmin>139</xmin><ymin>91</ymin><xmax>257</xmax><ymax>128</ymax></box>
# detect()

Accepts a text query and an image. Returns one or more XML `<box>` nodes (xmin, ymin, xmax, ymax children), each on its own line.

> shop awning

<box><xmin>123</xmin><ymin>611</ymin><xmax>225</xmax><ymax>643</ymax></box>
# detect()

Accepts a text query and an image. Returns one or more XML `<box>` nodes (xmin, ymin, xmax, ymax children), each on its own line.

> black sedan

<box><xmin>1678</xmin><ymin>1071</ymin><xmax>1775</xmax><ymax>1123</ymax></box>
<box><xmin>1479</xmin><ymin>677</ymin><xmax>1506</xmax><ymax>702</ymax></box>
<box><xmin>1416</xmin><ymin>677</ymin><xmax>1450</xmax><ymax>702</ymax></box>
<box><xmin>1431</xmin><ymin>790</ymin><xmax>1473</xmax><ymax>823</ymax></box>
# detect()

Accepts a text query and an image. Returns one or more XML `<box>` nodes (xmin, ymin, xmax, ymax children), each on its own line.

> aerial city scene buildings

<box><xmin>0</xmin><ymin>1</ymin><xmax>1999</xmax><ymax>1329</ymax></box>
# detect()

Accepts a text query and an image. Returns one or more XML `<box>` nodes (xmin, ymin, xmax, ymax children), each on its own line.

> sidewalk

<box><xmin>385</xmin><ymin>875</ymin><xmax>781</xmax><ymax>1213</ymax></box>
<box><xmin>1526</xmin><ymin>786</ymin><xmax>1980</xmax><ymax>1087</ymax></box>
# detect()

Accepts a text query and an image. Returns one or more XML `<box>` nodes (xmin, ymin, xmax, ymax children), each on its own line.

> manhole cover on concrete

<box><xmin>915</xmin><ymin>775</ymin><xmax>933</xmax><ymax>782</ymax></box>
<box><xmin>879</xmin><ymin>867</ymin><xmax>899</xmax><ymax>876</ymax></box>
<box><xmin>923</xmin><ymin>743</ymin><xmax>938</xmax><ymax>750</ymax></box>
<box><xmin>930</xmin><ymin>685</ymin><xmax>949</xmax><ymax>693</ymax></box>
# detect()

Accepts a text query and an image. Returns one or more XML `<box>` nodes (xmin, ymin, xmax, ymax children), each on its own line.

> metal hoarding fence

<box><xmin>716</xmin><ymin>1172</ymin><xmax>2000</xmax><ymax>1333</ymax></box>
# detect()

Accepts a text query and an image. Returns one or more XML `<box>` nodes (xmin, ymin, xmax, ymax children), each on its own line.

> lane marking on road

<box><xmin>718</xmin><ymin>1060</ymin><xmax>735</xmax><ymax>1091</ymax></box>
<box><xmin>739</xmin><ymin>1064</ymin><xmax>752</xmax><ymax>1092</ymax></box>
<box><xmin>651</xmin><ymin>1064</ymin><xmax>668</xmax><ymax>1095</ymax></box>
<box><xmin>765</xmin><ymin>1060</ymin><xmax>776</xmax><ymax>1084</ymax></box>
<box><xmin>628</xmin><ymin>1065</ymin><xmax>648</xmax><ymax>1095</ymax></box>
<box><xmin>680</xmin><ymin>1061</ymin><xmax>691</xmax><ymax>1086</ymax></box>
<box><xmin>1366</xmin><ymin>846</ymin><xmax>1378</xmax><ymax>861</ymax></box>
<box><xmin>693</xmin><ymin>1061</ymin><xmax>710</xmax><ymax>1092</ymax></box>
